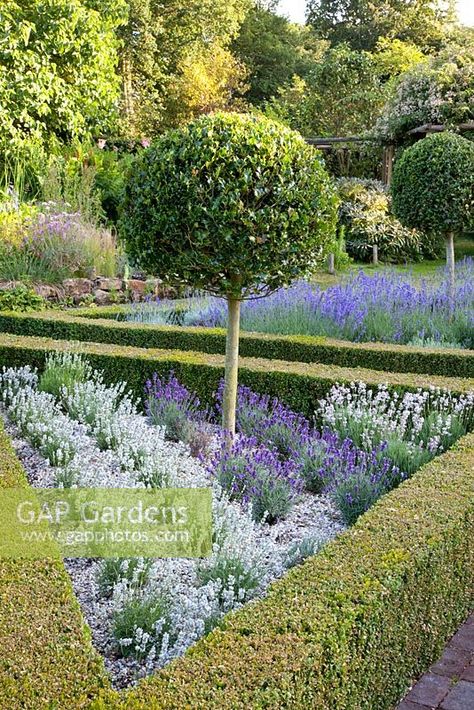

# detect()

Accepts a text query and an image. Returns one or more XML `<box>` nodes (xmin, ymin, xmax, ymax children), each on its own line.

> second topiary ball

<box><xmin>391</xmin><ymin>132</ymin><xmax>474</xmax><ymax>300</ymax></box>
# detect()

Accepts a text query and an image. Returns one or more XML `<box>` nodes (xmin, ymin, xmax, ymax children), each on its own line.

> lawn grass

<box><xmin>311</xmin><ymin>234</ymin><xmax>474</xmax><ymax>288</ymax></box>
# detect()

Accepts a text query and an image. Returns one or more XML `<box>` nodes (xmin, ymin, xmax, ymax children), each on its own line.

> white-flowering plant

<box><xmin>317</xmin><ymin>382</ymin><xmax>474</xmax><ymax>474</ymax></box>
<box><xmin>0</xmin><ymin>365</ymin><xmax>38</xmax><ymax>407</ymax></box>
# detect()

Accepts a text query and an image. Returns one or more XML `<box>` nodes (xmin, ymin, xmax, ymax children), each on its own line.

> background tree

<box><xmin>121</xmin><ymin>113</ymin><xmax>338</xmax><ymax>434</ymax></box>
<box><xmin>306</xmin><ymin>0</ymin><xmax>457</xmax><ymax>52</ymax></box>
<box><xmin>376</xmin><ymin>46</ymin><xmax>474</xmax><ymax>143</ymax></box>
<box><xmin>371</xmin><ymin>38</ymin><xmax>425</xmax><ymax>82</ymax></box>
<box><xmin>265</xmin><ymin>44</ymin><xmax>384</xmax><ymax>137</ymax></box>
<box><xmin>231</xmin><ymin>1</ymin><xmax>323</xmax><ymax>105</ymax></box>
<box><xmin>161</xmin><ymin>45</ymin><xmax>249</xmax><ymax>128</ymax></box>
<box><xmin>0</xmin><ymin>0</ymin><xmax>126</xmax><ymax>145</ymax></box>
<box><xmin>118</xmin><ymin>0</ymin><xmax>250</xmax><ymax>136</ymax></box>
<box><xmin>116</xmin><ymin>0</ymin><xmax>164</xmax><ymax>137</ymax></box>
<box><xmin>391</xmin><ymin>132</ymin><xmax>474</xmax><ymax>301</ymax></box>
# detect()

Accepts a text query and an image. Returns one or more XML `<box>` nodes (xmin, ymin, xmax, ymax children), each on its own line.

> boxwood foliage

<box><xmin>0</xmin><ymin>310</ymin><xmax>473</xmax><ymax>378</ymax></box>
<box><xmin>0</xmin><ymin>334</ymin><xmax>472</xmax><ymax>419</ymax></box>
<box><xmin>0</xmin><ymin>420</ymin><xmax>111</xmax><ymax>709</ymax></box>
<box><xmin>118</xmin><ymin>433</ymin><xmax>474</xmax><ymax>710</ymax></box>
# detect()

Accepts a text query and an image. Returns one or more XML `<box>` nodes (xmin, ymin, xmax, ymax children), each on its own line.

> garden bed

<box><xmin>0</xmin><ymin>361</ymin><xmax>344</xmax><ymax>688</ymax></box>
<box><xmin>0</xmin><ymin>335</ymin><xmax>473</xmax><ymax>709</ymax></box>
<box><xmin>1</xmin><ymin>414</ymin><xmax>473</xmax><ymax>709</ymax></box>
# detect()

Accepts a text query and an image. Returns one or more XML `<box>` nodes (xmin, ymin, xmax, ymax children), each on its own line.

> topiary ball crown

<box><xmin>121</xmin><ymin>112</ymin><xmax>338</xmax><ymax>298</ymax></box>
<box><xmin>391</xmin><ymin>132</ymin><xmax>474</xmax><ymax>236</ymax></box>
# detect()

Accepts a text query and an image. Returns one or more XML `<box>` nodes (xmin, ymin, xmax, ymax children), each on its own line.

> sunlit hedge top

<box><xmin>121</xmin><ymin>113</ymin><xmax>338</xmax><ymax>298</ymax></box>
<box><xmin>391</xmin><ymin>132</ymin><xmax>474</xmax><ymax>236</ymax></box>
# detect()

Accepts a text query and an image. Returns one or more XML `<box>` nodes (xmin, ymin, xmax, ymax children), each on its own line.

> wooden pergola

<box><xmin>305</xmin><ymin>121</ymin><xmax>474</xmax><ymax>186</ymax></box>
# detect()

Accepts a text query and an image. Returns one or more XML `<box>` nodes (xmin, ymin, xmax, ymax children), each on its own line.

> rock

<box><xmin>125</xmin><ymin>279</ymin><xmax>147</xmax><ymax>301</ymax></box>
<box><xmin>93</xmin><ymin>289</ymin><xmax>110</xmax><ymax>305</ymax></box>
<box><xmin>33</xmin><ymin>284</ymin><xmax>63</xmax><ymax>301</ymax></box>
<box><xmin>0</xmin><ymin>280</ymin><xmax>22</xmax><ymax>291</ymax></box>
<box><xmin>94</xmin><ymin>277</ymin><xmax>123</xmax><ymax>292</ymax></box>
<box><xmin>63</xmin><ymin>278</ymin><xmax>93</xmax><ymax>298</ymax></box>
<box><xmin>126</xmin><ymin>278</ymin><xmax>147</xmax><ymax>294</ymax></box>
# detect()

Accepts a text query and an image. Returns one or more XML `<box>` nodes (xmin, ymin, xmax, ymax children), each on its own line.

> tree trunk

<box><xmin>446</xmin><ymin>231</ymin><xmax>455</xmax><ymax>310</ymax></box>
<box><xmin>121</xmin><ymin>52</ymin><xmax>135</xmax><ymax>133</ymax></box>
<box><xmin>327</xmin><ymin>252</ymin><xmax>335</xmax><ymax>275</ymax></box>
<box><xmin>372</xmin><ymin>244</ymin><xmax>378</xmax><ymax>266</ymax></box>
<box><xmin>222</xmin><ymin>297</ymin><xmax>241</xmax><ymax>437</ymax></box>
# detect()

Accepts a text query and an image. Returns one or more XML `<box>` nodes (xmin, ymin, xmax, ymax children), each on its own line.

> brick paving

<box><xmin>396</xmin><ymin>613</ymin><xmax>474</xmax><ymax>710</ymax></box>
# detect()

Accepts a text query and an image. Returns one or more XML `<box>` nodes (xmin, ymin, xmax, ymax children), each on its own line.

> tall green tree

<box><xmin>306</xmin><ymin>0</ymin><xmax>457</xmax><ymax>52</ymax></box>
<box><xmin>265</xmin><ymin>44</ymin><xmax>384</xmax><ymax>137</ymax></box>
<box><xmin>0</xmin><ymin>0</ymin><xmax>127</xmax><ymax>145</ymax></box>
<box><xmin>231</xmin><ymin>2</ymin><xmax>323</xmax><ymax>105</ymax></box>
<box><xmin>392</xmin><ymin>132</ymin><xmax>474</xmax><ymax>302</ymax></box>
<box><xmin>121</xmin><ymin>113</ymin><xmax>337</xmax><ymax>434</ymax></box>
<box><xmin>118</xmin><ymin>0</ymin><xmax>251</xmax><ymax>136</ymax></box>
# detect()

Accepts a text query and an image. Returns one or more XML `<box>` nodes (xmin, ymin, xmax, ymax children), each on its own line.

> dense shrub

<box><xmin>377</xmin><ymin>48</ymin><xmax>474</xmax><ymax>143</ymax></box>
<box><xmin>337</xmin><ymin>178</ymin><xmax>442</xmax><ymax>262</ymax></box>
<box><xmin>1</xmin><ymin>304</ymin><xmax>473</xmax><ymax>375</ymax></box>
<box><xmin>392</xmin><ymin>132</ymin><xmax>474</xmax><ymax>300</ymax></box>
<box><xmin>0</xmin><ymin>333</ymin><xmax>471</xmax><ymax>425</ymax></box>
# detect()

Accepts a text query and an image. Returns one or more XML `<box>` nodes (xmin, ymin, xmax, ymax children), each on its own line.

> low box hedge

<box><xmin>0</xmin><ymin>420</ymin><xmax>111</xmax><ymax>709</ymax></box>
<box><xmin>0</xmin><ymin>333</ymin><xmax>472</xmax><ymax>418</ymax></box>
<box><xmin>1</xmin><ymin>418</ymin><xmax>473</xmax><ymax>708</ymax></box>
<box><xmin>0</xmin><ymin>309</ymin><xmax>473</xmax><ymax>378</ymax></box>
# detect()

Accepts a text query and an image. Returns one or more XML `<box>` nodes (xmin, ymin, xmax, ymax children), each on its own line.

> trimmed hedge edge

<box><xmin>0</xmin><ymin>420</ymin><xmax>112</xmax><ymax>710</ymax></box>
<box><xmin>118</xmin><ymin>431</ymin><xmax>474</xmax><ymax>709</ymax></box>
<box><xmin>0</xmin><ymin>333</ymin><xmax>473</xmax><ymax>419</ymax></box>
<box><xmin>0</xmin><ymin>308</ymin><xmax>473</xmax><ymax>378</ymax></box>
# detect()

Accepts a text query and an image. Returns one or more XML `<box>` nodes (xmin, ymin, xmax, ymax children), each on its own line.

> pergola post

<box><xmin>382</xmin><ymin>144</ymin><xmax>395</xmax><ymax>186</ymax></box>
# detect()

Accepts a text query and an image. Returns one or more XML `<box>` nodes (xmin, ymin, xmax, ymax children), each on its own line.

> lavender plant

<box><xmin>39</xmin><ymin>352</ymin><xmax>92</xmax><ymax>398</ymax></box>
<box><xmin>112</xmin><ymin>592</ymin><xmax>172</xmax><ymax>660</ymax></box>
<box><xmin>97</xmin><ymin>558</ymin><xmax>152</xmax><ymax>599</ymax></box>
<box><xmin>216</xmin><ymin>381</ymin><xmax>310</xmax><ymax>458</ymax></box>
<box><xmin>207</xmin><ymin>434</ymin><xmax>303</xmax><ymax>524</ymax></box>
<box><xmin>122</xmin><ymin>261</ymin><xmax>474</xmax><ymax>350</ymax></box>
<box><xmin>330</xmin><ymin>451</ymin><xmax>404</xmax><ymax>525</ymax></box>
<box><xmin>145</xmin><ymin>371</ymin><xmax>210</xmax><ymax>452</ymax></box>
<box><xmin>0</xmin><ymin>366</ymin><xmax>38</xmax><ymax>406</ymax></box>
<box><xmin>196</xmin><ymin>556</ymin><xmax>260</xmax><ymax>606</ymax></box>
<box><xmin>317</xmin><ymin>382</ymin><xmax>474</xmax><ymax>475</ymax></box>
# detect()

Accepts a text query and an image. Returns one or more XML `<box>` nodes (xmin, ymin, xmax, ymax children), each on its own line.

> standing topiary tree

<box><xmin>391</xmin><ymin>132</ymin><xmax>474</xmax><ymax>302</ymax></box>
<box><xmin>121</xmin><ymin>112</ymin><xmax>337</xmax><ymax>435</ymax></box>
